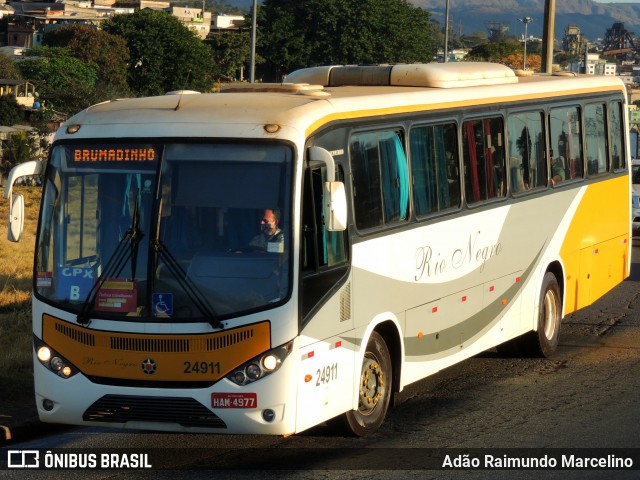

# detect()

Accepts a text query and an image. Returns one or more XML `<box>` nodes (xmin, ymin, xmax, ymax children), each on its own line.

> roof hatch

<box><xmin>284</xmin><ymin>62</ymin><xmax>518</xmax><ymax>88</ymax></box>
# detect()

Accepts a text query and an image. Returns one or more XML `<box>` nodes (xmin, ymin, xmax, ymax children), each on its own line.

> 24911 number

<box><xmin>316</xmin><ymin>363</ymin><xmax>338</xmax><ymax>387</ymax></box>
<box><xmin>183</xmin><ymin>360</ymin><xmax>221</xmax><ymax>375</ymax></box>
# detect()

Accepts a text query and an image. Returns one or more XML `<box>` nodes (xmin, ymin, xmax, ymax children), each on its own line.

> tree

<box><xmin>466</xmin><ymin>40</ymin><xmax>522</xmax><ymax>63</ymax></box>
<box><xmin>1</xmin><ymin>130</ymin><xmax>39</xmax><ymax>177</ymax></box>
<box><xmin>207</xmin><ymin>29</ymin><xmax>254</xmax><ymax>82</ymax></box>
<box><xmin>18</xmin><ymin>47</ymin><xmax>98</xmax><ymax>115</ymax></box>
<box><xmin>503</xmin><ymin>53</ymin><xmax>542</xmax><ymax>72</ymax></box>
<box><xmin>459</xmin><ymin>32</ymin><xmax>488</xmax><ymax>49</ymax></box>
<box><xmin>43</xmin><ymin>26</ymin><xmax>131</xmax><ymax>99</ymax></box>
<box><xmin>0</xmin><ymin>53</ymin><xmax>22</xmax><ymax>80</ymax></box>
<box><xmin>0</xmin><ymin>95</ymin><xmax>23</xmax><ymax>126</ymax></box>
<box><xmin>102</xmin><ymin>10</ymin><xmax>214</xmax><ymax>96</ymax></box>
<box><xmin>257</xmin><ymin>0</ymin><xmax>436</xmax><ymax>81</ymax></box>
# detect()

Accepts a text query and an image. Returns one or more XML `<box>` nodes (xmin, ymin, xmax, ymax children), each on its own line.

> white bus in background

<box><xmin>4</xmin><ymin>62</ymin><xmax>631</xmax><ymax>436</ymax></box>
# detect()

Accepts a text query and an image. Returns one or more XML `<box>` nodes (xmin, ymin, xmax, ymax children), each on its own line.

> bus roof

<box><xmin>57</xmin><ymin>63</ymin><xmax>627</xmax><ymax>142</ymax></box>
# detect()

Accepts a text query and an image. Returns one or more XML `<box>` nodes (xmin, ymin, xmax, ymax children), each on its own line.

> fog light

<box><xmin>61</xmin><ymin>366</ymin><xmax>72</xmax><ymax>377</ymax></box>
<box><xmin>262</xmin><ymin>409</ymin><xmax>276</xmax><ymax>422</ymax></box>
<box><xmin>42</xmin><ymin>399</ymin><xmax>54</xmax><ymax>411</ymax></box>
<box><xmin>37</xmin><ymin>347</ymin><xmax>51</xmax><ymax>362</ymax></box>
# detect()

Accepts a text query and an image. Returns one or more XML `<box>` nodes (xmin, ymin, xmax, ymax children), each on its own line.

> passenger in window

<box><xmin>551</xmin><ymin>156</ymin><xmax>566</xmax><ymax>185</ymax></box>
<box><xmin>249</xmin><ymin>208</ymin><xmax>284</xmax><ymax>253</ymax></box>
<box><xmin>510</xmin><ymin>156</ymin><xmax>525</xmax><ymax>192</ymax></box>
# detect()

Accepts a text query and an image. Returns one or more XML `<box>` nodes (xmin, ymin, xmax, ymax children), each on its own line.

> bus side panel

<box><xmin>351</xmin><ymin>187</ymin><xmax>584</xmax><ymax>390</ymax></box>
<box><xmin>296</xmin><ymin>281</ymin><xmax>356</xmax><ymax>433</ymax></box>
<box><xmin>561</xmin><ymin>176</ymin><xmax>630</xmax><ymax>313</ymax></box>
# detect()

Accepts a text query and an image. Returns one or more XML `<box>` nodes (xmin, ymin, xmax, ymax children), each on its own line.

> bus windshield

<box><xmin>36</xmin><ymin>142</ymin><xmax>293</xmax><ymax>322</ymax></box>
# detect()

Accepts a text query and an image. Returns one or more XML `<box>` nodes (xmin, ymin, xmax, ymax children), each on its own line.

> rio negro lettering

<box><xmin>415</xmin><ymin>230</ymin><xmax>502</xmax><ymax>281</ymax></box>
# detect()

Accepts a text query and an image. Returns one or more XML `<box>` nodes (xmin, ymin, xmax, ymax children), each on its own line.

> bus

<box><xmin>5</xmin><ymin>62</ymin><xmax>631</xmax><ymax>436</ymax></box>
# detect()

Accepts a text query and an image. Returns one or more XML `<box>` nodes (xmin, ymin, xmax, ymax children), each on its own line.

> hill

<box><xmin>409</xmin><ymin>0</ymin><xmax>640</xmax><ymax>42</ymax></box>
<box><xmin>222</xmin><ymin>0</ymin><xmax>640</xmax><ymax>43</ymax></box>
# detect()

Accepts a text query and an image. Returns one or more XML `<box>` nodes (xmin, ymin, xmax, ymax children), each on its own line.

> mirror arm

<box><xmin>4</xmin><ymin>160</ymin><xmax>45</xmax><ymax>200</ymax></box>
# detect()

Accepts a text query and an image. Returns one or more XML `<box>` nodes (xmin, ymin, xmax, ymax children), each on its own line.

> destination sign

<box><xmin>73</xmin><ymin>147</ymin><xmax>157</xmax><ymax>163</ymax></box>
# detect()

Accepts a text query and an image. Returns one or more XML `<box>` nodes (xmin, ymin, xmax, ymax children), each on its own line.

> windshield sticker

<box><xmin>152</xmin><ymin>293</ymin><xmax>174</xmax><ymax>317</ymax></box>
<box><xmin>95</xmin><ymin>280</ymin><xmax>138</xmax><ymax>313</ymax></box>
<box><xmin>57</xmin><ymin>266</ymin><xmax>95</xmax><ymax>301</ymax></box>
<box><xmin>72</xmin><ymin>147</ymin><xmax>157</xmax><ymax>164</ymax></box>
<box><xmin>37</xmin><ymin>272</ymin><xmax>53</xmax><ymax>289</ymax></box>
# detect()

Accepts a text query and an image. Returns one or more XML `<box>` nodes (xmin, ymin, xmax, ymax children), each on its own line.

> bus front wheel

<box><xmin>497</xmin><ymin>271</ymin><xmax>562</xmax><ymax>358</ymax></box>
<box><xmin>342</xmin><ymin>331</ymin><xmax>392</xmax><ymax>437</ymax></box>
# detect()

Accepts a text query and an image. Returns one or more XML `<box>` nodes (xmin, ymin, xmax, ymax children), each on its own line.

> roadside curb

<box><xmin>1</xmin><ymin>407</ymin><xmax>39</xmax><ymax>445</ymax></box>
<box><xmin>0</xmin><ymin>407</ymin><xmax>66</xmax><ymax>445</ymax></box>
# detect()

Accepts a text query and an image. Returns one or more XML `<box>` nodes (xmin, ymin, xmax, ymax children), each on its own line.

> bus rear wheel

<box><xmin>341</xmin><ymin>331</ymin><xmax>392</xmax><ymax>437</ymax></box>
<box><xmin>531</xmin><ymin>271</ymin><xmax>562</xmax><ymax>357</ymax></box>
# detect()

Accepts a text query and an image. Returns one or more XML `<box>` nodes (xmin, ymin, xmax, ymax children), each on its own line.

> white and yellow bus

<box><xmin>5</xmin><ymin>62</ymin><xmax>631</xmax><ymax>436</ymax></box>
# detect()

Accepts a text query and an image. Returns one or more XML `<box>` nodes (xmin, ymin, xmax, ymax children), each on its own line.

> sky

<box><xmin>594</xmin><ymin>0</ymin><xmax>639</xmax><ymax>3</ymax></box>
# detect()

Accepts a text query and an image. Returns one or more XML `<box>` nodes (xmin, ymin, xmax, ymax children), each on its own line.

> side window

<box><xmin>350</xmin><ymin>130</ymin><xmax>409</xmax><ymax>229</ymax></box>
<box><xmin>585</xmin><ymin>103</ymin><xmax>608</xmax><ymax>177</ymax></box>
<box><xmin>609</xmin><ymin>100</ymin><xmax>625</xmax><ymax>171</ymax></box>
<box><xmin>549</xmin><ymin>105</ymin><xmax>583</xmax><ymax>185</ymax></box>
<box><xmin>302</xmin><ymin>165</ymin><xmax>347</xmax><ymax>272</ymax></box>
<box><xmin>462</xmin><ymin>117</ymin><xmax>506</xmax><ymax>204</ymax></box>
<box><xmin>409</xmin><ymin>122</ymin><xmax>460</xmax><ymax>216</ymax></box>
<box><xmin>507</xmin><ymin>111</ymin><xmax>547</xmax><ymax>193</ymax></box>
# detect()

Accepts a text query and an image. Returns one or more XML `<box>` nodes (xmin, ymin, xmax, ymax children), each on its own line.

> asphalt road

<box><xmin>3</xmin><ymin>247</ymin><xmax>640</xmax><ymax>480</ymax></box>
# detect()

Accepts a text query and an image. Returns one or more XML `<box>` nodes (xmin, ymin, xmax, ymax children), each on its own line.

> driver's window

<box><xmin>302</xmin><ymin>165</ymin><xmax>347</xmax><ymax>273</ymax></box>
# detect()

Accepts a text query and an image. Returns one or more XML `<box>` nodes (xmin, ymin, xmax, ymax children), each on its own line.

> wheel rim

<box><xmin>543</xmin><ymin>287</ymin><xmax>559</xmax><ymax>340</ymax></box>
<box><xmin>358</xmin><ymin>352</ymin><xmax>385</xmax><ymax>416</ymax></box>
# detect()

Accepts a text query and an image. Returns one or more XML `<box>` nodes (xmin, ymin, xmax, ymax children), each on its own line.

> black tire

<box><xmin>530</xmin><ymin>271</ymin><xmax>562</xmax><ymax>357</ymax></box>
<box><xmin>338</xmin><ymin>331</ymin><xmax>393</xmax><ymax>437</ymax></box>
<box><xmin>499</xmin><ymin>271</ymin><xmax>562</xmax><ymax>358</ymax></box>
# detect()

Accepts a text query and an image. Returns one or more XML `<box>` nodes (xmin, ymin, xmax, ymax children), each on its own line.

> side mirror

<box><xmin>8</xmin><ymin>193</ymin><xmax>25</xmax><ymax>242</ymax></box>
<box><xmin>324</xmin><ymin>181</ymin><xmax>347</xmax><ymax>231</ymax></box>
<box><xmin>4</xmin><ymin>160</ymin><xmax>44</xmax><ymax>243</ymax></box>
<box><xmin>308</xmin><ymin>146</ymin><xmax>348</xmax><ymax>232</ymax></box>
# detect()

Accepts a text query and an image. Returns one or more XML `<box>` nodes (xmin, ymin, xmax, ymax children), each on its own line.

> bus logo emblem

<box><xmin>141</xmin><ymin>358</ymin><xmax>157</xmax><ymax>375</ymax></box>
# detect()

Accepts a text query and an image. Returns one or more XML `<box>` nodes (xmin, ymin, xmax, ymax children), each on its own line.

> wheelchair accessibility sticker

<box><xmin>152</xmin><ymin>293</ymin><xmax>173</xmax><ymax>317</ymax></box>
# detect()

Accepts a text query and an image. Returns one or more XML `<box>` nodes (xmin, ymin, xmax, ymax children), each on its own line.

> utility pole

<box><xmin>518</xmin><ymin>17</ymin><xmax>533</xmax><ymax>70</ymax></box>
<box><xmin>250</xmin><ymin>0</ymin><xmax>257</xmax><ymax>83</ymax></box>
<box><xmin>443</xmin><ymin>0</ymin><xmax>450</xmax><ymax>63</ymax></box>
<box><xmin>542</xmin><ymin>0</ymin><xmax>556</xmax><ymax>73</ymax></box>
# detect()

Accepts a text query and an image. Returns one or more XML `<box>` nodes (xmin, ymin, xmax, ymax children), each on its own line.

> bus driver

<box><xmin>250</xmin><ymin>208</ymin><xmax>284</xmax><ymax>253</ymax></box>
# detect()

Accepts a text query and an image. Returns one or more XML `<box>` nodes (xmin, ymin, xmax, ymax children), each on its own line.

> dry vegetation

<box><xmin>0</xmin><ymin>186</ymin><xmax>40</xmax><ymax>407</ymax></box>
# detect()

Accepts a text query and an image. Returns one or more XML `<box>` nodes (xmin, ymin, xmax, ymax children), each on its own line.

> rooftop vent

<box><xmin>284</xmin><ymin>62</ymin><xmax>518</xmax><ymax>88</ymax></box>
<box><xmin>220</xmin><ymin>83</ymin><xmax>328</xmax><ymax>97</ymax></box>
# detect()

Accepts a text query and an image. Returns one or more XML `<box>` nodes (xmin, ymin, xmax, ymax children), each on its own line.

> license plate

<box><xmin>211</xmin><ymin>392</ymin><xmax>257</xmax><ymax>409</ymax></box>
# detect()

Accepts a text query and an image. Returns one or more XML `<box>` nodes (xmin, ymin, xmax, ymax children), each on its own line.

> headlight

<box><xmin>34</xmin><ymin>336</ymin><xmax>79</xmax><ymax>379</ymax></box>
<box><xmin>227</xmin><ymin>341</ymin><xmax>293</xmax><ymax>386</ymax></box>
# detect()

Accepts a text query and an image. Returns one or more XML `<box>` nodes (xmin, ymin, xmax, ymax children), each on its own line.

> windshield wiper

<box><xmin>151</xmin><ymin>239</ymin><xmax>224</xmax><ymax>330</ymax></box>
<box><xmin>76</xmin><ymin>195</ymin><xmax>144</xmax><ymax>326</ymax></box>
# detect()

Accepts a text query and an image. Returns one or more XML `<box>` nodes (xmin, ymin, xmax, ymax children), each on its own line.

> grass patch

<box><xmin>0</xmin><ymin>186</ymin><xmax>40</xmax><ymax>407</ymax></box>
